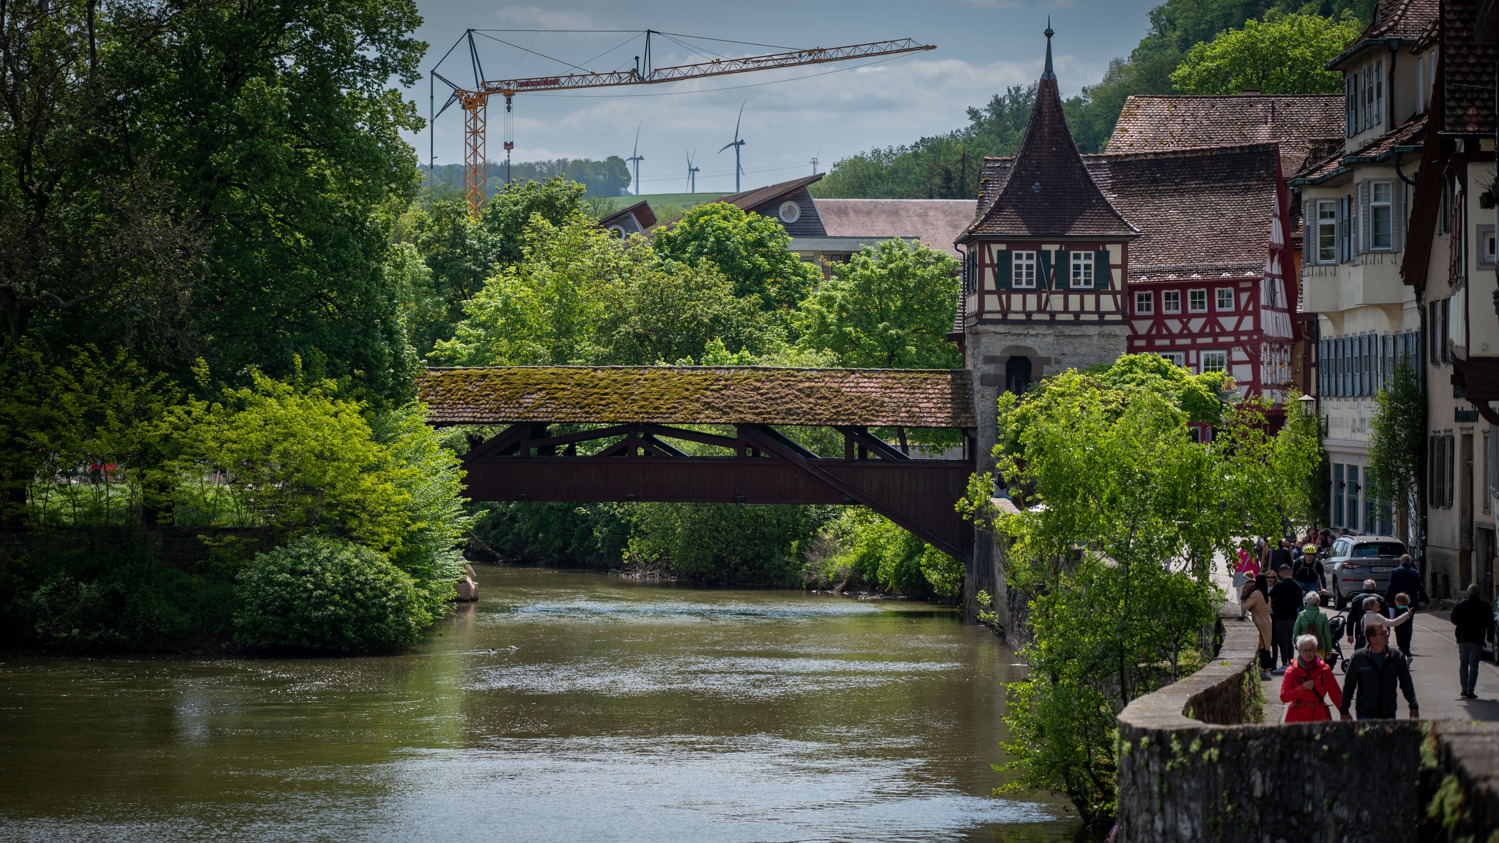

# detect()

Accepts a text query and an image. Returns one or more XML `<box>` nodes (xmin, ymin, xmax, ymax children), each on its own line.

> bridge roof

<box><xmin>419</xmin><ymin>366</ymin><xmax>976</xmax><ymax>429</ymax></box>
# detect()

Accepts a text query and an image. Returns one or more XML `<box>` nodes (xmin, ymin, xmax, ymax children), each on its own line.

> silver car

<box><xmin>1328</xmin><ymin>535</ymin><xmax>1408</xmax><ymax>609</ymax></box>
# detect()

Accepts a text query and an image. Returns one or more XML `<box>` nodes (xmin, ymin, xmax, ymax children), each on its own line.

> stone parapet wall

<box><xmin>1116</xmin><ymin>611</ymin><xmax>1499</xmax><ymax>841</ymax></box>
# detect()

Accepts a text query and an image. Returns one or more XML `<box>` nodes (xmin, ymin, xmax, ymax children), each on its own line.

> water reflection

<box><xmin>0</xmin><ymin>567</ymin><xmax>1086</xmax><ymax>841</ymax></box>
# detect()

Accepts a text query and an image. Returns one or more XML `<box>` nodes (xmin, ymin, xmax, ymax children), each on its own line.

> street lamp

<box><xmin>1298</xmin><ymin>394</ymin><xmax>1317</xmax><ymax>418</ymax></box>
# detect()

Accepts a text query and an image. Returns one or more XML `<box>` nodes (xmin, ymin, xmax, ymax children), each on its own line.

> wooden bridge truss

<box><xmin>461</xmin><ymin>421</ymin><xmax>974</xmax><ymax>562</ymax></box>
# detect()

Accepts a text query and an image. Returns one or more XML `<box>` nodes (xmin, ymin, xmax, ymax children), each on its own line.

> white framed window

<box><xmin>1188</xmin><ymin>289</ymin><xmax>1208</xmax><ymax>313</ymax></box>
<box><xmin>1479</xmin><ymin>226</ymin><xmax>1496</xmax><ymax>266</ymax></box>
<box><xmin>778</xmin><ymin>200</ymin><xmax>802</xmax><ymax>224</ymax></box>
<box><xmin>1135</xmin><ymin>290</ymin><xmax>1154</xmax><ymax>314</ymax></box>
<box><xmin>1201</xmin><ymin>350</ymin><xmax>1228</xmax><ymax>374</ymax></box>
<box><xmin>1371</xmin><ymin>181</ymin><xmax>1393</xmax><ymax>250</ymax></box>
<box><xmin>1216</xmin><ymin>288</ymin><xmax>1234</xmax><ymax>311</ymax></box>
<box><xmin>1162</xmin><ymin>290</ymin><xmax>1182</xmax><ymax>314</ymax></box>
<box><xmin>1316</xmin><ymin>200</ymin><xmax>1338</xmax><ymax>263</ymax></box>
<box><xmin>1012</xmin><ymin>251</ymin><xmax>1037</xmax><ymax>288</ymax></box>
<box><xmin>1069</xmin><ymin>251</ymin><xmax>1094</xmax><ymax>289</ymax></box>
<box><xmin>1158</xmin><ymin>351</ymin><xmax>1186</xmax><ymax>367</ymax></box>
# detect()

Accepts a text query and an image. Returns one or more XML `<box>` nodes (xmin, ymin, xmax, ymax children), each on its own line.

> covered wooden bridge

<box><xmin>418</xmin><ymin>366</ymin><xmax>979</xmax><ymax>561</ymax></box>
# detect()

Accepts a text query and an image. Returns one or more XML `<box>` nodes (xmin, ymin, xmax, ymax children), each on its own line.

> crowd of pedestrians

<box><xmin>1229</xmin><ymin>530</ymin><xmax>1497</xmax><ymax>721</ymax></box>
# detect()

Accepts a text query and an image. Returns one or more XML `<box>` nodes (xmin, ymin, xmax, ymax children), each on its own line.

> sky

<box><xmin>405</xmin><ymin>0</ymin><xmax>1163</xmax><ymax>195</ymax></box>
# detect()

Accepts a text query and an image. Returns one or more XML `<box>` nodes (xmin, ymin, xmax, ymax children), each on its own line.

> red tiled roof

<box><xmin>964</xmin><ymin>67</ymin><xmax>1137</xmax><ymax>239</ymax></box>
<box><xmin>418</xmin><ymin>367</ymin><xmax>977</xmax><ymax>428</ymax></box>
<box><xmin>1443</xmin><ymin>0</ymin><xmax>1497</xmax><ymax>135</ymax></box>
<box><xmin>1290</xmin><ymin>113</ymin><xmax>1427</xmax><ymax>183</ymax></box>
<box><xmin>975</xmin><ymin>144</ymin><xmax>1280</xmax><ymax>283</ymax></box>
<box><xmin>1107</xmin><ymin>95</ymin><xmax>1343</xmax><ymax>175</ymax></box>
<box><xmin>815</xmin><ymin>199</ymin><xmax>974</xmax><ymax>258</ymax></box>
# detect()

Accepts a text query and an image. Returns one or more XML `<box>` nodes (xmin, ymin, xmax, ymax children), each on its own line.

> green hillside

<box><xmin>603</xmin><ymin>192</ymin><xmax>726</xmax><ymax>212</ymax></box>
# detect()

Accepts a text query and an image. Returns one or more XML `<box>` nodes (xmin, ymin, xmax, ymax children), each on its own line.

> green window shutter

<box><xmin>1055</xmin><ymin>249</ymin><xmax>1069</xmax><ymax>288</ymax></box>
<box><xmin>995</xmin><ymin>248</ymin><xmax>1011</xmax><ymax>290</ymax></box>
<box><xmin>1094</xmin><ymin>248</ymin><xmax>1111</xmax><ymax>289</ymax></box>
<box><xmin>1038</xmin><ymin>249</ymin><xmax>1053</xmax><ymax>289</ymax></box>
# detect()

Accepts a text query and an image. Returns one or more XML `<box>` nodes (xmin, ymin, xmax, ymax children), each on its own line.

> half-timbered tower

<box><xmin>956</xmin><ymin>26</ymin><xmax>1139</xmax><ymax>404</ymax></box>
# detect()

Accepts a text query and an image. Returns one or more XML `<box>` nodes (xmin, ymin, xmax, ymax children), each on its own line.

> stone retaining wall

<box><xmin>1116</xmin><ymin>612</ymin><xmax>1499</xmax><ymax>841</ymax></box>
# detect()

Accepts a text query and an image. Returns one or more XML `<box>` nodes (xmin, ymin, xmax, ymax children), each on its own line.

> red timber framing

<box><xmin>419</xmin><ymin>366</ymin><xmax>979</xmax><ymax>562</ymax></box>
<box><xmin>970</xmin><ymin>240</ymin><xmax>1128</xmax><ymax>323</ymax></box>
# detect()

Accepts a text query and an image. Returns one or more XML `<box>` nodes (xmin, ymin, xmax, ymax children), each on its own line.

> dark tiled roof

<box><xmin>1329</xmin><ymin>0</ymin><xmax>1440</xmax><ymax>67</ymax></box>
<box><xmin>598</xmin><ymin>201</ymin><xmax>656</xmax><ymax>231</ymax></box>
<box><xmin>1443</xmin><ymin>0</ymin><xmax>1497</xmax><ymax>135</ymax></box>
<box><xmin>419</xmin><ymin>367</ymin><xmax>976</xmax><ymax>428</ymax></box>
<box><xmin>975</xmin><ymin>144</ymin><xmax>1279</xmax><ymax>282</ymax></box>
<box><xmin>1107</xmin><ymin>95</ymin><xmax>1343</xmax><ymax>175</ymax></box>
<box><xmin>654</xmin><ymin>174</ymin><xmax>823</xmax><ymax>232</ymax></box>
<box><xmin>815</xmin><ymin>199</ymin><xmax>974</xmax><ymax>258</ymax></box>
<box><xmin>1290</xmin><ymin>113</ymin><xmax>1427</xmax><ymax>183</ymax></box>
<box><xmin>965</xmin><ymin>73</ymin><xmax>1137</xmax><ymax>239</ymax></box>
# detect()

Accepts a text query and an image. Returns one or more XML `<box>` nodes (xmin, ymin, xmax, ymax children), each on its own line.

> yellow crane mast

<box><xmin>433</xmin><ymin>31</ymin><xmax>935</xmax><ymax>215</ymax></box>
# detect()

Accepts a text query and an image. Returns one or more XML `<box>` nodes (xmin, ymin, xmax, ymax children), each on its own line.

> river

<box><xmin>0</xmin><ymin>567</ymin><xmax>1086</xmax><ymax>841</ymax></box>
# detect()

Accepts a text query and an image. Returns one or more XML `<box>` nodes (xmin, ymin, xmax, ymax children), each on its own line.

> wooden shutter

<box><xmin>994</xmin><ymin>248</ymin><xmax>1011</xmax><ymax>290</ymax></box>
<box><xmin>1055</xmin><ymin>249</ymin><xmax>1069</xmax><ymax>289</ymax></box>
<box><xmin>1393</xmin><ymin>182</ymin><xmax>1406</xmax><ymax>252</ymax></box>
<box><xmin>1038</xmin><ymin>249</ymin><xmax>1053</xmax><ymax>290</ymax></box>
<box><xmin>1357</xmin><ymin>182</ymin><xmax>1371</xmax><ymax>254</ymax></box>
<box><xmin>1094</xmin><ymin>248</ymin><xmax>1110</xmax><ymax>289</ymax></box>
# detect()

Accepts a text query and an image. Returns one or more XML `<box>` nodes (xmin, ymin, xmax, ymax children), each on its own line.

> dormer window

<box><xmin>1069</xmin><ymin>251</ymin><xmax>1094</xmax><ymax>288</ymax></box>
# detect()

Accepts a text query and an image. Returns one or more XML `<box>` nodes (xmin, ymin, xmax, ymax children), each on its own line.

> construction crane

<box><xmin>432</xmin><ymin>31</ymin><xmax>935</xmax><ymax>215</ymax></box>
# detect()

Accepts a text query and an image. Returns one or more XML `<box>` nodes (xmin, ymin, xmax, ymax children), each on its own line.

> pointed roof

<box><xmin>1326</xmin><ymin>0</ymin><xmax>1439</xmax><ymax>68</ymax></box>
<box><xmin>962</xmin><ymin>27</ymin><xmax>1137</xmax><ymax>241</ymax></box>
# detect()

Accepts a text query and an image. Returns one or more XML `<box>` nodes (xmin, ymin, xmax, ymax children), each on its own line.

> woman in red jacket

<box><xmin>1280</xmin><ymin>633</ymin><xmax>1343</xmax><ymax>722</ymax></box>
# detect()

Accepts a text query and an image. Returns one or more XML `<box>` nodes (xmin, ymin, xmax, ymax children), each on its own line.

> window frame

<box><xmin>1200</xmin><ymin>349</ymin><xmax>1228</xmax><ymax>374</ymax></box>
<box><xmin>1187</xmin><ymin>288</ymin><xmax>1208</xmax><ymax>313</ymax></box>
<box><xmin>1215</xmin><ymin>288</ymin><xmax>1234</xmax><ymax>312</ymax></box>
<box><xmin>1134</xmin><ymin>290</ymin><xmax>1154</xmax><ymax>315</ymax></box>
<box><xmin>1158</xmin><ymin>351</ymin><xmax>1186</xmax><ymax>367</ymax></box>
<box><xmin>1370</xmin><ymin>180</ymin><xmax>1393</xmax><ymax>251</ymax></box>
<box><xmin>1162</xmin><ymin>290</ymin><xmax>1182</xmax><ymax>314</ymax></box>
<box><xmin>1316</xmin><ymin>199</ymin><xmax>1338</xmax><ymax>263</ymax></box>
<box><xmin>1011</xmin><ymin>250</ymin><xmax>1037</xmax><ymax>289</ymax></box>
<box><xmin>1069</xmin><ymin>251</ymin><xmax>1094</xmax><ymax>290</ymax></box>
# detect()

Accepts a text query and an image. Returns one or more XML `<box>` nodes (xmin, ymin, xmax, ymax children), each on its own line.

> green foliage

<box><xmin>1084</xmin><ymin>353</ymin><xmax>1232</xmax><ymax>426</ymax></box>
<box><xmin>1367</xmin><ymin>359</ymin><xmax>1423</xmax><ymax>538</ymax></box>
<box><xmin>469</xmin><ymin>501</ymin><xmax>631</xmax><ymax>568</ymax></box>
<box><xmin>652</xmin><ymin>203</ymin><xmax>821</xmax><ymax>313</ymax></box>
<box><xmin>1171</xmin><ymin>13</ymin><xmax>1364</xmax><ymax>95</ymax></box>
<box><xmin>819</xmin><ymin>508</ymin><xmax>962</xmax><ymax>598</ymax></box>
<box><xmin>623</xmin><ymin>503</ymin><xmax>834</xmax><ymax>586</ymax></box>
<box><xmin>234</xmin><ymin>535</ymin><xmax>428</xmax><ymax>652</ymax></box>
<box><xmin>797</xmin><ymin>239</ymin><xmax>962</xmax><ymax>369</ymax></box>
<box><xmin>974</xmin><ymin>363</ymin><xmax>1317</xmax><ymax>822</ymax></box>
<box><xmin>424</xmin><ymin>157</ymin><xmax>633</xmax><ymax>200</ymax></box>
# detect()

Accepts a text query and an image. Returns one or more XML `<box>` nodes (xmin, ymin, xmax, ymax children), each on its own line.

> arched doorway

<box><xmin>1005</xmin><ymin>356</ymin><xmax>1032</xmax><ymax>395</ymax></box>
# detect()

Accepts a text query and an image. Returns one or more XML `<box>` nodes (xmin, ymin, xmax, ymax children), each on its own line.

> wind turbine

<box><xmin>627</xmin><ymin>123</ymin><xmax>645</xmax><ymax>196</ymax></box>
<box><xmin>686</xmin><ymin>151</ymin><xmax>700</xmax><ymax>193</ymax></box>
<box><xmin>719</xmin><ymin>102</ymin><xmax>746</xmax><ymax>193</ymax></box>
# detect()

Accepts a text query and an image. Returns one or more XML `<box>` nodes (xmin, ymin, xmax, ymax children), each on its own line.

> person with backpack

<box><xmin>1292</xmin><ymin>590</ymin><xmax>1333</xmax><ymax>659</ymax></box>
<box><xmin>1282</xmin><ymin>633</ymin><xmax>1342</xmax><ymax>721</ymax></box>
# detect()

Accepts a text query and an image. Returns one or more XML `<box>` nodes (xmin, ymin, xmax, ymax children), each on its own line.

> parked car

<box><xmin>1327</xmin><ymin>535</ymin><xmax>1408</xmax><ymax>609</ymax></box>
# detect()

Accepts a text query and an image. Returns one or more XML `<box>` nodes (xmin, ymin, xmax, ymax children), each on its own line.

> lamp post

<box><xmin>1298</xmin><ymin>394</ymin><xmax>1317</xmax><ymax>418</ymax></box>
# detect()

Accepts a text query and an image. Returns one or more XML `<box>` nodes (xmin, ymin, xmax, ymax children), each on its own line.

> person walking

<box><xmin>1241</xmin><ymin>575</ymin><xmax>1274</xmax><ymax>681</ymax></box>
<box><xmin>1346</xmin><ymin>579</ymin><xmax>1381</xmax><ymax>651</ymax></box>
<box><xmin>1269</xmin><ymin>564</ymin><xmax>1303</xmax><ymax>671</ymax></box>
<box><xmin>1292</xmin><ymin>591</ymin><xmax>1333</xmax><ymax>659</ymax></box>
<box><xmin>1384</xmin><ymin>555</ymin><xmax>1429</xmax><ymax>656</ymax></box>
<box><xmin>1339</xmin><ymin>620</ymin><xmax>1419</xmax><ymax>720</ymax></box>
<box><xmin>1234</xmin><ymin>547</ymin><xmax>1259</xmax><ymax>621</ymax></box>
<box><xmin>1281</xmin><ymin>634</ymin><xmax>1342</xmax><ymax>722</ymax></box>
<box><xmin>1451</xmin><ymin>583</ymin><xmax>1494</xmax><ymax>699</ymax></box>
<box><xmin>1267</xmin><ymin>540</ymin><xmax>1293</xmax><ymax>578</ymax></box>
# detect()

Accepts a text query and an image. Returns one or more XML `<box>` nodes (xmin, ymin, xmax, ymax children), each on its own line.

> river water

<box><xmin>0</xmin><ymin>568</ymin><xmax>1084</xmax><ymax>841</ymax></box>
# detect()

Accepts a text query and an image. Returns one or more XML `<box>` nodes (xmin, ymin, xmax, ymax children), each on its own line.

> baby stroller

<box><xmin>1327</xmin><ymin>612</ymin><xmax>1348</xmax><ymax>671</ymax></box>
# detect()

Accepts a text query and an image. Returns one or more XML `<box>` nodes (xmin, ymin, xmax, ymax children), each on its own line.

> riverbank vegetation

<box><xmin>966</xmin><ymin>356</ymin><xmax>1319</xmax><ymax>827</ymax></box>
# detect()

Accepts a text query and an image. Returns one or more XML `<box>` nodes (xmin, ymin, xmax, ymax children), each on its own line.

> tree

<box><xmin>796</xmin><ymin>239</ymin><xmax>961</xmax><ymax>369</ymax></box>
<box><xmin>479</xmin><ymin>176</ymin><xmax>593</xmax><ymax>268</ymax></box>
<box><xmin>1170</xmin><ymin>13</ymin><xmax>1365</xmax><ymax>95</ymax></box>
<box><xmin>1367</xmin><ymin>359</ymin><xmax>1424</xmax><ymax>543</ymax></box>
<box><xmin>966</xmin><ymin>358</ymin><xmax>1319</xmax><ymax>824</ymax></box>
<box><xmin>652</xmin><ymin>202</ymin><xmax>820</xmax><ymax>313</ymax></box>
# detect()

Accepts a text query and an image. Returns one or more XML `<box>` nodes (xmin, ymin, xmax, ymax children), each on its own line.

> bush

<box><xmin>234</xmin><ymin>535</ymin><xmax>429</xmax><ymax>652</ymax></box>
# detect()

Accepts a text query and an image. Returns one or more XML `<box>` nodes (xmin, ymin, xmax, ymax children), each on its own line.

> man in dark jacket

<box><xmin>1339</xmin><ymin>620</ymin><xmax>1420</xmax><ymax>720</ymax></box>
<box><xmin>1345</xmin><ymin>578</ymin><xmax>1381</xmax><ymax>651</ymax></box>
<box><xmin>1384</xmin><ymin>555</ymin><xmax>1429</xmax><ymax>658</ymax></box>
<box><xmin>1269</xmin><ymin>564</ymin><xmax>1304</xmax><ymax>671</ymax></box>
<box><xmin>1267</xmin><ymin>540</ymin><xmax>1294</xmax><ymax>578</ymax></box>
<box><xmin>1451</xmin><ymin>584</ymin><xmax>1494</xmax><ymax>699</ymax></box>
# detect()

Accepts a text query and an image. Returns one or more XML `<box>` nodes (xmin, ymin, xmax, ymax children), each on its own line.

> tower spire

<box><xmin>1042</xmin><ymin>19</ymin><xmax>1055</xmax><ymax>80</ymax></box>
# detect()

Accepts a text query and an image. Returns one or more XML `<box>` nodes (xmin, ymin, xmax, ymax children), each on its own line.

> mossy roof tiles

<box><xmin>1108</xmin><ymin>95</ymin><xmax>1343</xmax><ymax>176</ymax></box>
<box><xmin>418</xmin><ymin>366</ymin><xmax>977</xmax><ymax>428</ymax></box>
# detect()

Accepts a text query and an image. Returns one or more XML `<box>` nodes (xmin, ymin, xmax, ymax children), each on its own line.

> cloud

<box><xmin>490</xmin><ymin>5</ymin><xmax>593</xmax><ymax>30</ymax></box>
